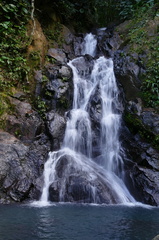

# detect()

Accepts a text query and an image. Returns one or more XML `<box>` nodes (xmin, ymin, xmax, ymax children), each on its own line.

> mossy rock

<box><xmin>124</xmin><ymin>111</ymin><xmax>159</xmax><ymax>150</ymax></box>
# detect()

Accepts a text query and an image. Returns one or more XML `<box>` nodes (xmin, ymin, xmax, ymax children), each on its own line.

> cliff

<box><xmin>0</xmin><ymin>1</ymin><xmax>159</xmax><ymax>204</ymax></box>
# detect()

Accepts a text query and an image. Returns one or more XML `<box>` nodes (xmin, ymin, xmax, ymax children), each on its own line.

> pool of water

<box><xmin>0</xmin><ymin>203</ymin><xmax>159</xmax><ymax>240</ymax></box>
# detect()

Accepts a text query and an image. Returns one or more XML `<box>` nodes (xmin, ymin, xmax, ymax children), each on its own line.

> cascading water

<box><xmin>81</xmin><ymin>33</ymin><xmax>97</xmax><ymax>57</ymax></box>
<box><xmin>40</xmin><ymin>33</ymin><xmax>136</xmax><ymax>205</ymax></box>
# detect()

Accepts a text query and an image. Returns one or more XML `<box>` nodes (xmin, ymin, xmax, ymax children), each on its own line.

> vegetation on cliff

<box><xmin>0</xmin><ymin>0</ymin><xmax>159</xmax><ymax>205</ymax></box>
<box><xmin>116</xmin><ymin>2</ymin><xmax>159</xmax><ymax>108</ymax></box>
<box><xmin>0</xmin><ymin>0</ymin><xmax>30</xmax><ymax>119</ymax></box>
<box><xmin>0</xmin><ymin>0</ymin><xmax>158</xmax><ymax>129</ymax></box>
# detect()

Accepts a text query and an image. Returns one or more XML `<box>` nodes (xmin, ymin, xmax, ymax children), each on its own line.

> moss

<box><xmin>34</xmin><ymin>96</ymin><xmax>47</xmax><ymax>119</ymax></box>
<box><xmin>0</xmin><ymin>94</ymin><xmax>16</xmax><ymax>130</ymax></box>
<box><xmin>43</xmin><ymin>21</ymin><xmax>64</xmax><ymax>47</ymax></box>
<box><xmin>0</xmin><ymin>94</ymin><xmax>14</xmax><ymax>117</ymax></box>
<box><xmin>58</xmin><ymin>96</ymin><xmax>69</xmax><ymax>109</ymax></box>
<box><xmin>117</xmin><ymin>4</ymin><xmax>159</xmax><ymax>109</ymax></box>
<box><xmin>45</xmin><ymin>56</ymin><xmax>57</xmax><ymax>64</ymax></box>
<box><xmin>0</xmin><ymin>118</ymin><xmax>6</xmax><ymax>130</ymax></box>
<box><xmin>29</xmin><ymin>50</ymin><xmax>41</xmax><ymax>61</ymax></box>
<box><xmin>124</xmin><ymin>112</ymin><xmax>159</xmax><ymax>150</ymax></box>
<box><xmin>27</xmin><ymin>51</ymin><xmax>41</xmax><ymax>74</ymax></box>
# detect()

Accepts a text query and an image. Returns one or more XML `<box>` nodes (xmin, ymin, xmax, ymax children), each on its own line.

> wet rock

<box><xmin>97</xmin><ymin>31</ymin><xmax>122</xmax><ymax>57</ymax></box>
<box><xmin>61</xmin><ymin>25</ymin><xmax>74</xmax><ymax>45</ymax></box>
<box><xmin>45</xmin><ymin>63</ymin><xmax>60</xmax><ymax>80</ymax></box>
<box><xmin>34</xmin><ymin>70</ymin><xmax>43</xmax><ymax>82</ymax></box>
<box><xmin>114</xmin><ymin>53</ymin><xmax>141</xmax><ymax>101</ymax></box>
<box><xmin>133</xmin><ymin>166</ymin><xmax>159</xmax><ymax>206</ymax></box>
<box><xmin>35</xmin><ymin>70</ymin><xmax>43</xmax><ymax>96</ymax></box>
<box><xmin>46</xmin><ymin>79</ymin><xmax>69</xmax><ymax>98</ymax></box>
<box><xmin>0</xmin><ymin>131</ymin><xmax>50</xmax><ymax>203</ymax></box>
<box><xmin>46</xmin><ymin>111</ymin><xmax>66</xmax><ymax>149</ymax></box>
<box><xmin>61</xmin><ymin>25</ymin><xmax>74</xmax><ymax>59</ymax></box>
<box><xmin>49</xmin><ymin>183</ymin><xmax>59</xmax><ymax>202</ymax></box>
<box><xmin>6</xmin><ymin>98</ymin><xmax>44</xmax><ymax>143</ymax></box>
<box><xmin>96</xmin><ymin>27</ymin><xmax>142</xmax><ymax>102</ymax></box>
<box><xmin>71</xmin><ymin>55</ymin><xmax>94</xmax><ymax>77</ymax></box>
<box><xmin>12</xmin><ymin>92</ymin><xmax>26</xmax><ymax>101</ymax></box>
<box><xmin>43</xmin><ymin>62</ymin><xmax>73</xmax><ymax>111</ymax></box>
<box><xmin>55</xmin><ymin>156</ymin><xmax>68</xmax><ymax>178</ymax></box>
<box><xmin>127</xmin><ymin>98</ymin><xmax>143</xmax><ymax>116</ymax></box>
<box><xmin>88</xmin><ymin>88</ymin><xmax>102</xmax><ymax>158</ymax></box>
<box><xmin>121</xmin><ymin>125</ymin><xmax>159</xmax><ymax>205</ymax></box>
<box><xmin>0</xmin><ymin>131</ymin><xmax>28</xmax><ymax>202</ymax></box>
<box><xmin>141</xmin><ymin>110</ymin><xmax>159</xmax><ymax>135</ymax></box>
<box><xmin>59</xmin><ymin>65</ymin><xmax>72</xmax><ymax>78</ymax></box>
<box><xmin>47</xmin><ymin>152</ymin><xmax>125</xmax><ymax>204</ymax></box>
<box><xmin>48</xmin><ymin>48</ymin><xmax>67</xmax><ymax>64</ymax></box>
<box><xmin>73</xmin><ymin>35</ymin><xmax>84</xmax><ymax>56</ymax></box>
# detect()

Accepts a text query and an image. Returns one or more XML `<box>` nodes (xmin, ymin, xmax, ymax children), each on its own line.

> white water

<box><xmin>82</xmin><ymin>33</ymin><xmax>97</xmax><ymax>57</ymax></box>
<box><xmin>39</xmin><ymin>33</ymin><xmax>136</xmax><ymax>205</ymax></box>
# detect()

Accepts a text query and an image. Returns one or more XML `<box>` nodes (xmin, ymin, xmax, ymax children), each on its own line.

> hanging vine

<box><xmin>31</xmin><ymin>0</ymin><xmax>36</xmax><ymax>35</ymax></box>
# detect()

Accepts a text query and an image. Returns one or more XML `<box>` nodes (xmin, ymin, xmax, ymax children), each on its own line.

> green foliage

<box><xmin>59</xmin><ymin>96</ymin><xmax>69</xmax><ymax>109</ymax></box>
<box><xmin>35</xmin><ymin>96</ymin><xmax>47</xmax><ymax>119</ymax></box>
<box><xmin>45</xmin><ymin>56</ymin><xmax>57</xmax><ymax>64</ymax></box>
<box><xmin>35</xmin><ymin>0</ymin><xmax>119</xmax><ymax>30</ymax></box>
<box><xmin>0</xmin><ymin>76</ymin><xmax>13</xmax><ymax>92</ymax></box>
<box><xmin>44</xmin><ymin>21</ymin><xmax>63</xmax><ymax>41</ymax></box>
<box><xmin>35</xmin><ymin>0</ymin><xmax>158</xmax><ymax>30</ymax></box>
<box><xmin>29</xmin><ymin>51</ymin><xmax>41</xmax><ymax>61</ymax></box>
<box><xmin>141</xmin><ymin>58</ymin><xmax>159</xmax><ymax>108</ymax></box>
<box><xmin>120</xmin><ymin>3</ymin><xmax>159</xmax><ymax>109</ymax></box>
<box><xmin>0</xmin><ymin>0</ymin><xmax>34</xmax><ymax>130</ymax></box>
<box><xmin>14</xmin><ymin>129</ymin><xmax>22</xmax><ymax>138</ymax></box>
<box><xmin>124</xmin><ymin>112</ymin><xmax>159</xmax><ymax>149</ymax></box>
<box><xmin>0</xmin><ymin>0</ymin><xmax>30</xmax><ymax>85</ymax></box>
<box><xmin>117</xmin><ymin>0</ymin><xmax>156</xmax><ymax>20</ymax></box>
<box><xmin>0</xmin><ymin>93</ymin><xmax>15</xmax><ymax>120</ymax></box>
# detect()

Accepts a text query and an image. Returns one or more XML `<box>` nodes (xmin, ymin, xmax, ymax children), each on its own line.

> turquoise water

<box><xmin>0</xmin><ymin>203</ymin><xmax>159</xmax><ymax>240</ymax></box>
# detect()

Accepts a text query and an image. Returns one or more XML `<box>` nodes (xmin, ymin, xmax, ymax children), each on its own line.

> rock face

<box><xmin>114</xmin><ymin>53</ymin><xmax>141</xmax><ymax>101</ymax></box>
<box><xmin>99</xmin><ymin>25</ymin><xmax>159</xmax><ymax>206</ymax></box>
<box><xmin>121</xmin><ymin>126</ymin><xmax>159</xmax><ymax>205</ymax></box>
<box><xmin>42</xmin><ymin>62</ymin><xmax>73</xmax><ymax>111</ymax></box>
<box><xmin>0</xmin><ymin>131</ymin><xmax>50</xmax><ymax>203</ymax></box>
<box><xmin>0</xmin><ymin>17</ymin><xmax>159</xmax><ymax>206</ymax></box>
<box><xmin>6</xmin><ymin>98</ymin><xmax>44</xmax><ymax>143</ymax></box>
<box><xmin>87</xmin><ymin>26</ymin><xmax>159</xmax><ymax>206</ymax></box>
<box><xmin>46</xmin><ymin>152</ymin><xmax>127</xmax><ymax>204</ymax></box>
<box><xmin>46</xmin><ymin>111</ymin><xmax>66</xmax><ymax>149</ymax></box>
<box><xmin>0</xmin><ymin>20</ymin><xmax>75</xmax><ymax>203</ymax></box>
<box><xmin>27</xmin><ymin>19</ymin><xmax>48</xmax><ymax>63</ymax></box>
<box><xmin>48</xmin><ymin>48</ymin><xmax>67</xmax><ymax>64</ymax></box>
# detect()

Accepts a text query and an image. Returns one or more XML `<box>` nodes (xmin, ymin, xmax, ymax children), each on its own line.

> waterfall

<box><xmin>40</xmin><ymin>33</ymin><xmax>136</xmax><ymax>205</ymax></box>
<box><xmin>81</xmin><ymin>33</ymin><xmax>97</xmax><ymax>57</ymax></box>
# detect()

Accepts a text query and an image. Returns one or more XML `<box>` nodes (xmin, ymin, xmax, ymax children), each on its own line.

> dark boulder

<box><xmin>141</xmin><ymin>110</ymin><xmax>159</xmax><ymax>135</ymax></box>
<box><xmin>73</xmin><ymin>35</ymin><xmax>84</xmax><ymax>56</ymax></box>
<box><xmin>121</xmin><ymin>125</ymin><xmax>159</xmax><ymax>206</ymax></box>
<box><xmin>47</xmin><ymin>48</ymin><xmax>67</xmax><ymax>64</ymax></box>
<box><xmin>0</xmin><ymin>131</ymin><xmax>50</xmax><ymax>203</ymax></box>
<box><xmin>47</xmin><ymin>152</ymin><xmax>129</xmax><ymax>204</ymax></box>
<box><xmin>43</xmin><ymin>63</ymin><xmax>73</xmax><ymax>111</ymax></box>
<box><xmin>46</xmin><ymin>111</ymin><xmax>66</xmax><ymax>149</ymax></box>
<box><xmin>114</xmin><ymin>52</ymin><xmax>141</xmax><ymax>101</ymax></box>
<box><xmin>5</xmin><ymin>98</ymin><xmax>44</xmax><ymax>144</ymax></box>
<box><xmin>71</xmin><ymin>55</ymin><xmax>94</xmax><ymax>78</ymax></box>
<box><xmin>97</xmin><ymin>30</ymin><xmax>122</xmax><ymax>58</ymax></box>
